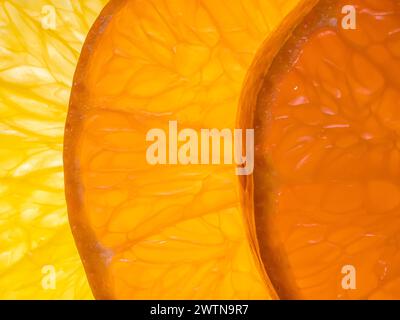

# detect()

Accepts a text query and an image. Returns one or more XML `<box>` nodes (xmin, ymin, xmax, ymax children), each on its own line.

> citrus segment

<box><xmin>246</xmin><ymin>0</ymin><xmax>400</xmax><ymax>299</ymax></box>
<box><xmin>0</xmin><ymin>0</ymin><xmax>108</xmax><ymax>299</ymax></box>
<box><xmin>65</xmin><ymin>0</ymin><xmax>300</xmax><ymax>299</ymax></box>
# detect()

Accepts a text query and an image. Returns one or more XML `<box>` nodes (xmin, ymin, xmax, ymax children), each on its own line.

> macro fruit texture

<box><xmin>65</xmin><ymin>0</ymin><xmax>304</xmax><ymax>300</ymax></box>
<box><xmin>241</xmin><ymin>0</ymin><xmax>400</xmax><ymax>299</ymax></box>
<box><xmin>1</xmin><ymin>0</ymin><xmax>302</xmax><ymax>300</ymax></box>
<box><xmin>3</xmin><ymin>0</ymin><xmax>400</xmax><ymax>300</ymax></box>
<box><xmin>0</xmin><ymin>0</ymin><xmax>108</xmax><ymax>299</ymax></box>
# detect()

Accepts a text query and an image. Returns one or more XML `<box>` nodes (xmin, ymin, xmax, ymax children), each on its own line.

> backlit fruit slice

<box><xmin>240</xmin><ymin>0</ymin><xmax>400</xmax><ymax>299</ymax></box>
<box><xmin>64</xmin><ymin>0</ymin><xmax>301</xmax><ymax>299</ymax></box>
<box><xmin>0</xmin><ymin>0</ymin><xmax>108</xmax><ymax>299</ymax></box>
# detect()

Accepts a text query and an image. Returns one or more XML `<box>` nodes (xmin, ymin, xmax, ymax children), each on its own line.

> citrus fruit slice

<box><xmin>0</xmin><ymin>0</ymin><xmax>107</xmax><ymax>299</ymax></box>
<box><xmin>240</xmin><ymin>0</ymin><xmax>400</xmax><ymax>299</ymax></box>
<box><xmin>65</xmin><ymin>0</ymin><xmax>303</xmax><ymax>299</ymax></box>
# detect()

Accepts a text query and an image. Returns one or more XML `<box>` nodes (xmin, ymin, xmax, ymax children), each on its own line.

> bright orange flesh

<box><xmin>254</xmin><ymin>0</ymin><xmax>400</xmax><ymax>299</ymax></box>
<box><xmin>64</xmin><ymin>0</ymin><xmax>306</xmax><ymax>299</ymax></box>
<box><xmin>65</xmin><ymin>0</ymin><xmax>400</xmax><ymax>300</ymax></box>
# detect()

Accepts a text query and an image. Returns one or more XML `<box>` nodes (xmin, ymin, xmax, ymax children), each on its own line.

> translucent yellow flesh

<box><xmin>0</xmin><ymin>0</ymin><xmax>107</xmax><ymax>299</ymax></box>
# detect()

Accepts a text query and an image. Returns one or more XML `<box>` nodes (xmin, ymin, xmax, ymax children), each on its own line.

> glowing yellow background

<box><xmin>0</xmin><ymin>0</ymin><xmax>107</xmax><ymax>299</ymax></box>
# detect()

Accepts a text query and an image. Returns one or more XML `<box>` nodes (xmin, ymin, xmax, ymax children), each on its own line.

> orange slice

<box><xmin>240</xmin><ymin>0</ymin><xmax>400</xmax><ymax>299</ymax></box>
<box><xmin>65</xmin><ymin>0</ymin><xmax>300</xmax><ymax>299</ymax></box>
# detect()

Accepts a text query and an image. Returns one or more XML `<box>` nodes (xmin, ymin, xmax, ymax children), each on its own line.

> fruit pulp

<box><xmin>253</xmin><ymin>0</ymin><xmax>400</xmax><ymax>299</ymax></box>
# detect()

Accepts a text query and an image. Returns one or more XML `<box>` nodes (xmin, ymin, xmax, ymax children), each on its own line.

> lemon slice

<box><xmin>0</xmin><ymin>0</ymin><xmax>107</xmax><ymax>299</ymax></box>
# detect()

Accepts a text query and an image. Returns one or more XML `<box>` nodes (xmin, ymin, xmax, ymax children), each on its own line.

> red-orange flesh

<box><xmin>255</xmin><ymin>0</ymin><xmax>400</xmax><ymax>299</ymax></box>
